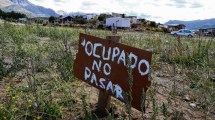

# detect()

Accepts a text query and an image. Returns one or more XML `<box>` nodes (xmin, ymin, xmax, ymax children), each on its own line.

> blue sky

<box><xmin>29</xmin><ymin>0</ymin><xmax>215</xmax><ymax>23</ymax></box>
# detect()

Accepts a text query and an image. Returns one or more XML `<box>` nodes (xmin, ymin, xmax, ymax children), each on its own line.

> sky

<box><xmin>29</xmin><ymin>0</ymin><xmax>215</xmax><ymax>23</ymax></box>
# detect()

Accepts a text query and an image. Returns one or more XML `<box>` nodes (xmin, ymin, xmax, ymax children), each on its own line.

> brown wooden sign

<box><xmin>73</xmin><ymin>33</ymin><xmax>152</xmax><ymax>111</ymax></box>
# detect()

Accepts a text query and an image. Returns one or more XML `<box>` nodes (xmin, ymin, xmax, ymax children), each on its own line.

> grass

<box><xmin>0</xmin><ymin>22</ymin><xmax>214</xmax><ymax>119</ymax></box>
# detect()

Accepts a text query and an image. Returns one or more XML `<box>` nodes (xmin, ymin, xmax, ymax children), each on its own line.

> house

<box><xmin>54</xmin><ymin>15</ymin><xmax>64</xmax><ymax>24</ymax></box>
<box><xmin>62</xmin><ymin>16</ymin><xmax>73</xmax><ymax>24</ymax></box>
<box><xmin>112</xmin><ymin>12</ymin><xmax>125</xmax><ymax>18</ymax></box>
<box><xmin>82</xmin><ymin>14</ymin><xmax>97</xmax><ymax>21</ymax></box>
<box><xmin>199</xmin><ymin>27</ymin><xmax>215</xmax><ymax>36</ymax></box>
<box><xmin>106</xmin><ymin>17</ymin><xmax>131</xmax><ymax>28</ymax></box>
<box><xmin>53</xmin><ymin>15</ymin><xmax>74</xmax><ymax>24</ymax></box>
<box><xmin>158</xmin><ymin>24</ymin><xmax>165</xmax><ymax>28</ymax></box>
<box><xmin>167</xmin><ymin>24</ymin><xmax>186</xmax><ymax>31</ymax></box>
<box><xmin>125</xmin><ymin>16</ymin><xmax>137</xmax><ymax>24</ymax></box>
<box><xmin>199</xmin><ymin>28</ymin><xmax>207</xmax><ymax>35</ymax></box>
<box><xmin>137</xmin><ymin>19</ymin><xmax>147</xmax><ymax>24</ymax></box>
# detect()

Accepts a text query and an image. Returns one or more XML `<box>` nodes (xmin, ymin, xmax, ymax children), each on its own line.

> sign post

<box><xmin>73</xmin><ymin>33</ymin><xmax>152</xmax><ymax>116</ymax></box>
<box><xmin>95</xmin><ymin>35</ymin><xmax>121</xmax><ymax>117</ymax></box>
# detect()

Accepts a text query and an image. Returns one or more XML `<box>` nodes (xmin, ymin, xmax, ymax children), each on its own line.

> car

<box><xmin>171</xmin><ymin>29</ymin><xmax>194</xmax><ymax>37</ymax></box>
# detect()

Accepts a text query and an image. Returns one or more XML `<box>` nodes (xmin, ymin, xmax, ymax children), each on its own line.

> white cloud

<box><xmin>29</xmin><ymin>0</ymin><xmax>215</xmax><ymax>23</ymax></box>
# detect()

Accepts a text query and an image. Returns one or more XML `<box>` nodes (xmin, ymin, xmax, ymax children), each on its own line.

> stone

<box><xmin>184</xmin><ymin>95</ymin><xmax>190</xmax><ymax>102</ymax></box>
<box><xmin>190</xmin><ymin>103</ymin><xmax>196</xmax><ymax>108</ymax></box>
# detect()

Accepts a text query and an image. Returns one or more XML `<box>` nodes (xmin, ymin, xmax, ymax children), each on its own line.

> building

<box><xmin>158</xmin><ymin>24</ymin><xmax>166</xmax><ymax>28</ymax></box>
<box><xmin>199</xmin><ymin>27</ymin><xmax>215</xmax><ymax>36</ymax></box>
<box><xmin>62</xmin><ymin>16</ymin><xmax>73</xmax><ymax>24</ymax></box>
<box><xmin>53</xmin><ymin>15</ymin><xmax>74</xmax><ymax>24</ymax></box>
<box><xmin>167</xmin><ymin>24</ymin><xmax>186</xmax><ymax>31</ymax></box>
<box><xmin>112</xmin><ymin>12</ymin><xmax>125</xmax><ymax>18</ymax></box>
<box><xmin>82</xmin><ymin>14</ymin><xmax>97</xmax><ymax>21</ymax></box>
<box><xmin>106</xmin><ymin>17</ymin><xmax>131</xmax><ymax>28</ymax></box>
<box><xmin>125</xmin><ymin>16</ymin><xmax>137</xmax><ymax>24</ymax></box>
<box><xmin>54</xmin><ymin>15</ymin><xmax>63</xmax><ymax>24</ymax></box>
<box><xmin>137</xmin><ymin>19</ymin><xmax>147</xmax><ymax>24</ymax></box>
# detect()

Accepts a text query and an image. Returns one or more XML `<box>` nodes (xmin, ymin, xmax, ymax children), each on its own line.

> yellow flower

<box><xmin>28</xmin><ymin>99</ymin><xmax>33</xmax><ymax>103</ymax></box>
<box><xmin>12</xmin><ymin>95</ymin><xmax>19</xmax><ymax>100</ymax></box>
<box><xmin>12</xmin><ymin>96</ymin><xmax>16</xmax><ymax>100</ymax></box>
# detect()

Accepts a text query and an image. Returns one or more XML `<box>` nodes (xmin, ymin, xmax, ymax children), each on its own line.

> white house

<box><xmin>83</xmin><ymin>14</ymin><xmax>97</xmax><ymax>21</ymax></box>
<box><xmin>125</xmin><ymin>16</ymin><xmax>137</xmax><ymax>24</ymax></box>
<box><xmin>106</xmin><ymin>17</ymin><xmax>131</xmax><ymax>28</ymax></box>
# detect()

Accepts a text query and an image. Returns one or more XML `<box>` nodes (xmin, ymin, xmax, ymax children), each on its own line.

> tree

<box><xmin>0</xmin><ymin>9</ymin><xmax>26</xmax><ymax>21</ymax></box>
<box><xmin>140</xmin><ymin>18</ymin><xmax>146</xmax><ymax>24</ymax></box>
<box><xmin>98</xmin><ymin>14</ymin><xmax>108</xmax><ymax>22</ymax></box>
<box><xmin>89</xmin><ymin>18</ymin><xmax>97</xmax><ymax>24</ymax></box>
<box><xmin>49</xmin><ymin>16</ymin><xmax>56</xmax><ymax>23</ymax></box>
<box><xmin>73</xmin><ymin>16</ymin><xmax>87</xmax><ymax>24</ymax></box>
<box><xmin>122</xmin><ymin>13</ymin><xmax>125</xmax><ymax>18</ymax></box>
<box><xmin>0</xmin><ymin>9</ymin><xmax>3</xmax><ymax>18</ymax></box>
<box><xmin>149</xmin><ymin>21</ymin><xmax>157</xmax><ymax>27</ymax></box>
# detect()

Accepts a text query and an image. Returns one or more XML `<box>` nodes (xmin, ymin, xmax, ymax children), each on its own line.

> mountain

<box><xmin>0</xmin><ymin>0</ymin><xmax>13</xmax><ymax>8</ymax></box>
<box><xmin>68</xmin><ymin>12</ymin><xmax>87</xmax><ymax>16</ymax></box>
<box><xmin>68</xmin><ymin>12</ymin><xmax>98</xmax><ymax>17</ymax></box>
<box><xmin>0</xmin><ymin>0</ymin><xmax>58</xmax><ymax>17</ymax></box>
<box><xmin>57</xmin><ymin>10</ymin><xmax>68</xmax><ymax>16</ymax></box>
<box><xmin>165</xmin><ymin>18</ymin><xmax>215</xmax><ymax>30</ymax></box>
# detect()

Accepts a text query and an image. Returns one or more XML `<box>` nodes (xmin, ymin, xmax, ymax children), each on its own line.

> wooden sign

<box><xmin>73</xmin><ymin>33</ymin><xmax>152</xmax><ymax>111</ymax></box>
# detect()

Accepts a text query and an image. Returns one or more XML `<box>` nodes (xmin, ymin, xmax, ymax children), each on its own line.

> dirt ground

<box><xmin>67</xmin><ymin>62</ymin><xmax>213</xmax><ymax>119</ymax></box>
<box><xmin>77</xmin><ymin>63</ymin><xmax>211</xmax><ymax>120</ymax></box>
<box><xmin>0</xmin><ymin>61</ymin><xmax>214</xmax><ymax>120</ymax></box>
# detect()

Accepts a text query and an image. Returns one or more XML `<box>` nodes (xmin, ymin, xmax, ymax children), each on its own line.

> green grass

<box><xmin>0</xmin><ymin>23</ymin><xmax>214</xmax><ymax>119</ymax></box>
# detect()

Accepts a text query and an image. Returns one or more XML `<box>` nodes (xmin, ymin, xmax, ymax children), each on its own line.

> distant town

<box><xmin>0</xmin><ymin>9</ymin><xmax>215</xmax><ymax>37</ymax></box>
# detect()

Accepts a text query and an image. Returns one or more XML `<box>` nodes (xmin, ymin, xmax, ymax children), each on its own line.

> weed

<box><xmin>0</xmin><ymin>23</ymin><xmax>214</xmax><ymax>119</ymax></box>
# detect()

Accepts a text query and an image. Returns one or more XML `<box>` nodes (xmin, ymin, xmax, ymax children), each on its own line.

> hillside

<box><xmin>165</xmin><ymin>18</ymin><xmax>215</xmax><ymax>30</ymax></box>
<box><xmin>0</xmin><ymin>0</ymin><xmax>13</xmax><ymax>8</ymax></box>
<box><xmin>0</xmin><ymin>0</ymin><xmax>58</xmax><ymax>17</ymax></box>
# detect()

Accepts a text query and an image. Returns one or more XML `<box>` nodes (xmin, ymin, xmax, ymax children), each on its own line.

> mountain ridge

<box><xmin>165</xmin><ymin>18</ymin><xmax>215</xmax><ymax>30</ymax></box>
<box><xmin>0</xmin><ymin>0</ymin><xmax>59</xmax><ymax>17</ymax></box>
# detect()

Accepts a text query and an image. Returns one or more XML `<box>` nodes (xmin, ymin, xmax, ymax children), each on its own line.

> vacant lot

<box><xmin>0</xmin><ymin>23</ymin><xmax>214</xmax><ymax>120</ymax></box>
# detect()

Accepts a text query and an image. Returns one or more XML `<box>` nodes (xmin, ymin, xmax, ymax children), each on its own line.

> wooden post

<box><xmin>95</xmin><ymin>90</ymin><xmax>111</xmax><ymax>117</ymax></box>
<box><xmin>94</xmin><ymin>35</ymin><xmax>121</xmax><ymax>118</ymax></box>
